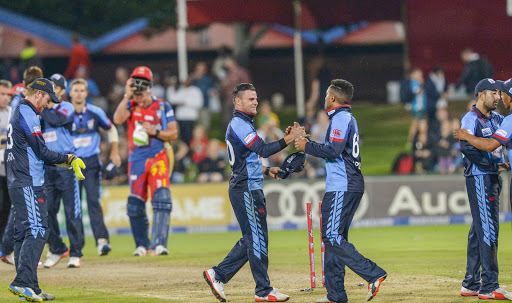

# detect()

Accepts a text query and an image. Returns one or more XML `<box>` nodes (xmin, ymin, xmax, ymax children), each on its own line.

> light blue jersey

<box><xmin>72</xmin><ymin>104</ymin><xmax>112</xmax><ymax>158</ymax></box>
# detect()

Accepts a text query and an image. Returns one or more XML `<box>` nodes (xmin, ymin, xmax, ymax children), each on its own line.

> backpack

<box><xmin>400</xmin><ymin>79</ymin><xmax>415</xmax><ymax>104</ymax></box>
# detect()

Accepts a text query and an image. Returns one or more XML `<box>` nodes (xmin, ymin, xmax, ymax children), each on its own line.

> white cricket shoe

<box><xmin>38</xmin><ymin>291</ymin><xmax>55</xmax><ymax>300</ymax></box>
<box><xmin>97</xmin><ymin>238</ymin><xmax>111</xmax><ymax>256</ymax></box>
<box><xmin>203</xmin><ymin>268</ymin><xmax>226</xmax><ymax>302</ymax></box>
<box><xmin>255</xmin><ymin>288</ymin><xmax>290</xmax><ymax>302</ymax></box>
<box><xmin>478</xmin><ymin>288</ymin><xmax>512</xmax><ymax>300</ymax></box>
<box><xmin>133</xmin><ymin>246</ymin><xmax>148</xmax><ymax>256</ymax></box>
<box><xmin>151</xmin><ymin>245</ymin><xmax>169</xmax><ymax>256</ymax></box>
<box><xmin>460</xmin><ymin>286</ymin><xmax>478</xmax><ymax>297</ymax></box>
<box><xmin>0</xmin><ymin>252</ymin><xmax>14</xmax><ymax>265</ymax></box>
<box><xmin>67</xmin><ymin>257</ymin><xmax>81</xmax><ymax>268</ymax></box>
<box><xmin>43</xmin><ymin>250</ymin><xmax>69</xmax><ymax>268</ymax></box>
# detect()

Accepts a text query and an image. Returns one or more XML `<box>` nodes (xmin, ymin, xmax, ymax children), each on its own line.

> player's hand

<box><xmin>142</xmin><ymin>122</ymin><xmax>157</xmax><ymax>136</ymax></box>
<box><xmin>268</xmin><ymin>167</ymin><xmax>283</xmax><ymax>180</ymax></box>
<box><xmin>66</xmin><ymin>154</ymin><xmax>86</xmax><ymax>180</ymax></box>
<box><xmin>110</xmin><ymin>153</ymin><xmax>121</xmax><ymax>167</ymax></box>
<box><xmin>125</xmin><ymin>78</ymin><xmax>136</xmax><ymax>99</ymax></box>
<box><xmin>295</xmin><ymin>136</ymin><xmax>308</xmax><ymax>151</ymax></box>
<box><xmin>454</xmin><ymin>128</ymin><xmax>469</xmax><ymax>141</ymax></box>
<box><xmin>284</xmin><ymin>126</ymin><xmax>292</xmax><ymax>136</ymax></box>
<box><xmin>498</xmin><ymin>162</ymin><xmax>511</xmax><ymax>172</ymax></box>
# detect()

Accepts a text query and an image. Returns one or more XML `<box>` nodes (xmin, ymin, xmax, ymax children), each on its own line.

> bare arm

<box><xmin>113</xmin><ymin>79</ymin><xmax>136</xmax><ymax>125</ymax></box>
<box><xmin>454</xmin><ymin>128</ymin><xmax>501</xmax><ymax>152</ymax></box>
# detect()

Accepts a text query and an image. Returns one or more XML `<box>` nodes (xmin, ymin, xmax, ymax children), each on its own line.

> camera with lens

<box><xmin>130</xmin><ymin>78</ymin><xmax>152</xmax><ymax>95</ymax></box>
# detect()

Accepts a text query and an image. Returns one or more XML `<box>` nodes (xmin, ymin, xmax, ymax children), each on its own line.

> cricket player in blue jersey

<box><xmin>41</xmin><ymin>74</ymin><xmax>83</xmax><ymax>269</ymax></box>
<box><xmin>296</xmin><ymin>79</ymin><xmax>387</xmax><ymax>303</ymax></box>
<box><xmin>203</xmin><ymin>83</ymin><xmax>303</xmax><ymax>302</ymax></box>
<box><xmin>454</xmin><ymin>78</ymin><xmax>512</xmax><ymax>300</ymax></box>
<box><xmin>70</xmin><ymin>78</ymin><xmax>120</xmax><ymax>260</ymax></box>
<box><xmin>5</xmin><ymin>78</ymin><xmax>85</xmax><ymax>302</ymax></box>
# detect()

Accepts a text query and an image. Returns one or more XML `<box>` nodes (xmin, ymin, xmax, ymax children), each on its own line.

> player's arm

<box><xmin>457</xmin><ymin>131</ymin><xmax>501</xmax><ymax>152</ymax></box>
<box><xmin>41</xmin><ymin>104</ymin><xmax>74</xmax><ymax>127</ymax></box>
<box><xmin>20</xmin><ymin>111</ymin><xmax>68</xmax><ymax>165</ymax></box>
<box><xmin>248</xmin><ymin>123</ymin><xmax>303</xmax><ymax>158</ymax></box>
<box><xmin>262</xmin><ymin>165</ymin><xmax>283</xmax><ymax>180</ymax></box>
<box><xmin>113</xmin><ymin>79</ymin><xmax>136</xmax><ymax>125</ymax></box>
<box><xmin>298</xmin><ymin>115</ymin><xmax>348</xmax><ymax>159</ymax></box>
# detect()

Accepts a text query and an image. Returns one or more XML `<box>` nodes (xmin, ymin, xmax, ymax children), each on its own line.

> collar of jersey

<box><xmin>233</xmin><ymin>109</ymin><xmax>255</xmax><ymax>123</ymax></box>
<box><xmin>21</xmin><ymin>98</ymin><xmax>41</xmax><ymax>114</ymax></box>
<box><xmin>471</xmin><ymin>105</ymin><xmax>492</xmax><ymax>121</ymax></box>
<box><xmin>325</xmin><ymin>104</ymin><xmax>351</xmax><ymax>119</ymax></box>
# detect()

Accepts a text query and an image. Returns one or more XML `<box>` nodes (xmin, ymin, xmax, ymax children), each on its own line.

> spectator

<box><xmin>151</xmin><ymin>73</ymin><xmax>165</xmax><ymax>100</ymax></box>
<box><xmin>425</xmin><ymin>64</ymin><xmax>448</xmax><ymax>125</ymax></box>
<box><xmin>191</xmin><ymin>61</ymin><xmax>216</xmax><ymax>127</ymax></box>
<box><xmin>0</xmin><ymin>59</ymin><xmax>20</xmax><ymax>84</ymax></box>
<box><xmin>310</xmin><ymin>110</ymin><xmax>330</xmax><ymax>143</ymax></box>
<box><xmin>66</xmin><ymin>66</ymin><xmax>101</xmax><ymax>104</ymax></box>
<box><xmin>170</xmin><ymin>140</ymin><xmax>190</xmax><ymax>184</ymax></box>
<box><xmin>256</xmin><ymin>119</ymin><xmax>286</xmax><ymax>168</ymax></box>
<box><xmin>19</xmin><ymin>39</ymin><xmax>42</xmax><ymax>72</ymax></box>
<box><xmin>412</xmin><ymin>119</ymin><xmax>434</xmax><ymax>173</ymax></box>
<box><xmin>107</xmin><ymin>66</ymin><xmax>129</xmax><ymax>115</ymax></box>
<box><xmin>197</xmin><ymin>139</ymin><xmax>226</xmax><ymax>183</ymax></box>
<box><xmin>221</xmin><ymin>56</ymin><xmax>251</xmax><ymax>128</ymax></box>
<box><xmin>64</xmin><ymin>34</ymin><xmax>92</xmax><ymax>79</ymax></box>
<box><xmin>167</xmin><ymin>78</ymin><xmax>203</xmax><ymax>144</ymax></box>
<box><xmin>437</xmin><ymin>117</ymin><xmax>456</xmax><ymax>174</ymax></box>
<box><xmin>407</xmin><ymin>68</ymin><xmax>427</xmax><ymax>143</ymax></box>
<box><xmin>456</xmin><ymin>48</ymin><xmax>493</xmax><ymax>95</ymax></box>
<box><xmin>189</xmin><ymin>125</ymin><xmax>209</xmax><ymax>164</ymax></box>
<box><xmin>212</xmin><ymin>46</ymin><xmax>231</xmax><ymax>84</ymax></box>
<box><xmin>256</xmin><ymin>101</ymin><xmax>279</xmax><ymax>129</ymax></box>
<box><xmin>306</xmin><ymin>56</ymin><xmax>331</xmax><ymax>112</ymax></box>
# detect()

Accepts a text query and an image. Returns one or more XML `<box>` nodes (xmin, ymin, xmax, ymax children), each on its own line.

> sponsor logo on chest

<box><xmin>482</xmin><ymin>127</ymin><xmax>492</xmax><ymax>137</ymax></box>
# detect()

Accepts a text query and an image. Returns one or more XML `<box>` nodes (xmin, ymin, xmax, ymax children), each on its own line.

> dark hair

<box><xmin>23</xmin><ymin>66</ymin><xmax>43</xmax><ymax>87</ymax></box>
<box><xmin>432</xmin><ymin>64</ymin><xmax>444</xmax><ymax>73</ymax></box>
<box><xmin>329</xmin><ymin>79</ymin><xmax>353</xmax><ymax>103</ymax></box>
<box><xmin>232</xmin><ymin>83</ymin><xmax>255</xmax><ymax>103</ymax></box>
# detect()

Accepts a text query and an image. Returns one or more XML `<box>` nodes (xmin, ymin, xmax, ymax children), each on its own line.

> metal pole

<box><xmin>294</xmin><ymin>0</ymin><xmax>306</xmax><ymax>119</ymax></box>
<box><xmin>177</xmin><ymin>0</ymin><xmax>188</xmax><ymax>82</ymax></box>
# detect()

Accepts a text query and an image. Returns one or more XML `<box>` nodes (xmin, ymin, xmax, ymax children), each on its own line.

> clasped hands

<box><xmin>283</xmin><ymin>122</ymin><xmax>309</xmax><ymax>151</ymax></box>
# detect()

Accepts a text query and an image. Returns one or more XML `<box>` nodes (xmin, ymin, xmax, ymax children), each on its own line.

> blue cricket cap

<box><xmin>496</xmin><ymin>79</ymin><xmax>512</xmax><ymax>98</ymax></box>
<box><xmin>277</xmin><ymin>151</ymin><xmax>307</xmax><ymax>179</ymax></box>
<box><xmin>474</xmin><ymin>78</ymin><xmax>500</xmax><ymax>97</ymax></box>
<box><xmin>50</xmin><ymin>73</ymin><xmax>67</xmax><ymax>89</ymax></box>
<box><xmin>29</xmin><ymin>78</ymin><xmax>61</xmax><ymax>103</ymax></box>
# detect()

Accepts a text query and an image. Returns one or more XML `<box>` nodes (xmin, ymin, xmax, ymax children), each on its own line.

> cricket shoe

<box><xmin>97</xmin><ymin>238</ymin><xmax>111</xmax><ymax>256</ymax></box>
<box><xmin>315</xmin><ymin>296</ymin><xmax>347</xmax><ymax>303</ymax></box>
<box><xmin>460</xmin><ymin>286</ymin><xmax>478</xmax><ymax>297</ymax></box>
<box><xmin>43</xmin><ymin>250</ymin><xmax>70</xmax><ymax>268</ymax></box>
<box><xmin>151</xmin><ymin>245</ymin><xmax>169</xmax><ymax>256</ymax></box>
<box><xmin>8</xmin><ymin>285</ymin><xmax>42</xmax><ymax>302</ymax></box>
<box><xmin>478</xmin><ymin>288</ymin><xmax>512</xmax><ymax>300</ymax></box>
<box><xmin>255</xmin><ymin>288</ymin><xmax>290</xmax><ymax>302</ymax></box>
<box><xmin>133</xmin><ymin>246</ymin><xmax>149</xmax><ymax>256</ymax></box>
<box><xmin>203</xmin><ymin>268</ymin><xmax>226</xmax><ymax>302</ymax></box>
<box><xmin>67</xmin><ymin>257</ymin><xmax>81</xmax><ymax>268</ymax></box>
<box><xmin>0</xmin><ymin>250</ymin><xmax>14</xmax><ymax>265</ymax></box>
<box><xmin>367</xmin><ymin>274</ymin><xmax>387</xmax><ymax>301</ymax></box>
<box><xmin>38</xmin><ymin>291</ymin><xmax>55</xmax><ymax>301</ymax></box>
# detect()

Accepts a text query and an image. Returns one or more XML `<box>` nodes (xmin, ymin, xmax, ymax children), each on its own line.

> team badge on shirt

<box><xmin>496</xmin><ymin>129</ymin><xmax>508</xmax><ymax>138</ymax></box>
<box><xmin>244</xmin><ymin>133</ymin><xmax>256</xmax><ymax>144</ymax></box>
<box><xmin>482</xmin><ymin>128</ymin><xmax>492</xmax><ymax>137</ymax></box>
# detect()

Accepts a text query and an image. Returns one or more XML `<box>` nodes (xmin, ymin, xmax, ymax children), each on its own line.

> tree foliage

<box><xmin>0</xmin><ymin>0</ymin><xmax>176</xmax><ymax>38</ymax></box>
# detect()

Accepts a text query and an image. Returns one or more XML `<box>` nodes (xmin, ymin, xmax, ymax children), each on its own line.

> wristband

<box><xmin>154</xmin><ymin>129</ymin><xmax>160</xmax><ymax>138</ymax></box>
<box><xmin>264</xmin><ymin>166</ymin><xmax>270</xmax><ymax>176</ymax></box>
<box><xmin>278</xmin><ymin>138</ymin><xmax>287</xmax><ymax>149</ymax></box>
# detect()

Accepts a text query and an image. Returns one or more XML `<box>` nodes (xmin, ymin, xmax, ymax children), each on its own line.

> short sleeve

<box><xmin>89</xmin><ymin>105</ymin><xmax>112</xmax><ymax>130</ymax></box>
<box><xmin>493</xmin><ymin>116</ymin><xmax>512</xmax><ymax>145</ymax></box>
<box><xmin>165</xmin><ymin>102</ymin><xmax>176</xmax><ymax>123</ymax></box>
<box><xmin>329</xmin><ymin>114</ymin><xmax>350</xmax><ymax>143</ymax></box>
<box><xmin>231</xmin><ymin>117</ymin><xmax>258</xmax><ymax>147</ymax></box>
<box><xmin>460</xmin><ymin>114</ymin><xmax>476</xmax><ymax>136</ymax></box>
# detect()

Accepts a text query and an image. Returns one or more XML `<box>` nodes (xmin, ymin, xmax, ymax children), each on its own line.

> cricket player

<box><xmin>6</xmin><ymin>78</ymin><xmax>85</xmax><ymax>302</ymax></box>
<box><xmin>454</xmin><ymin>78</ymin><xmax>512</xmax><ymax>300</ymax></box>
<box><xmin>113</xmin><ymin>66</ymin><xmax>178</xmax><ymax>256</ymax></box>
<box><xmin>41</xmin><ymin>74</ymin><xmax>82</xmax><ymax>269</ymax></box>
<box><xmin>70</xmin><ymin>78</ymin><xmax>120</xmax><ymax>259</ymax></box>
<box><xmin>203</xmin><ymin>83</ymin><xmax>304</xmax><ymax>302</ymax></box>
<box><xmin>296</xmin><ymin>79</ymin><xmax>387</xmax><ymax>303</ymax></box>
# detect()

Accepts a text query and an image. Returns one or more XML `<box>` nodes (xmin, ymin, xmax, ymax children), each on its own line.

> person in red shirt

<box><xmin>64</xmin><ymin>35</ymin><xmax>92</xmax><ymax>79</ymax></box>
<box><xmin>113</xmin><ymin>66</ymin><xmax>178</xmax><ymax>257</ymax></box>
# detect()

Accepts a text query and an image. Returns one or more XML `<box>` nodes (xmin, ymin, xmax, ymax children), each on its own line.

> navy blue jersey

<box><xmin>492</xmin><ymin>110</ymin><xmax>512</xmax><ymax>163</ymax></box>
<box><xmin>72</xmin><ymin>104</ymin><xmax>112</xmax><ymax>158</ymax></box>
<box><xmin>5</xmin><ymin>99</ymin><xmax>68</xmax><ymax>188</ymax></box>
<box><xmin>460</xmin><ymin>105</ymin><xmax>504</xmax><ymax>177</ymax></box>
<box><xmin>226</xmin><ymin>110</ymin><xmax>286</xmax><ymax>191</ymax></box>
<box><xmin>305</xmin><ymin>105</ymin><xmax>364</xmax><ymax>193</ymax></box>
<box><xmin>41</xmin><ymin>101</ymin><xmax>76</xmax><ymax>154</ymax></box>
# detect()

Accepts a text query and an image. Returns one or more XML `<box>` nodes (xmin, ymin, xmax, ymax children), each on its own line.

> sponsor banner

<box><xmin>58</xmin><ymin>175</ymin><xmax>512</xmax><ymax>234</ymax></box>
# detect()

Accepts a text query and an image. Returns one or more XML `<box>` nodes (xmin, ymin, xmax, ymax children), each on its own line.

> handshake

<box><xmin>283</xmin><ymin>122</ymin><xmax>309</xmax><ymax>151</ymax></box>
